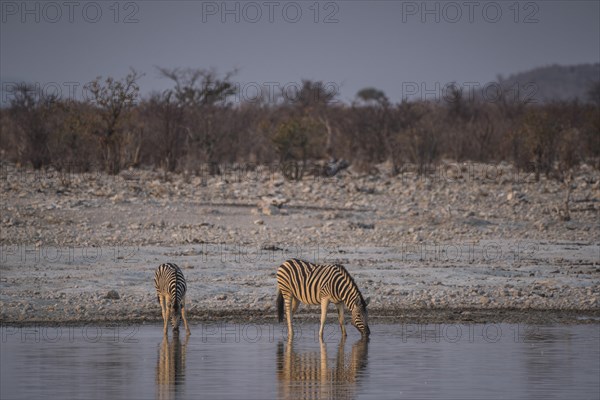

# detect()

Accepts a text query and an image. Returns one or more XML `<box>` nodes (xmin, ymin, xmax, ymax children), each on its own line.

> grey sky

<box><xmin>1</xmin><ymin>0</ymin><xmax>599</xmax><ymax>103</ymax></box>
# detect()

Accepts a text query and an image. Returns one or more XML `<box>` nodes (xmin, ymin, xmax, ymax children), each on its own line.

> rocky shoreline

<box><xmin>4</xmin><ymin>309</ymin><xmax>600</xmax><ymax>328</ymax></box>
<box><xmin>1</xmin><ymin>161</ymin><xmax>599</xmax><ymax>325</ymax></box>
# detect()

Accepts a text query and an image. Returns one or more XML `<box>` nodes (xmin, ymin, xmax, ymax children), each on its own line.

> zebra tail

<box><xmin>276</xmin><ymin>290</ymin><xmax>284</xmax><ymax>323</ymax></box>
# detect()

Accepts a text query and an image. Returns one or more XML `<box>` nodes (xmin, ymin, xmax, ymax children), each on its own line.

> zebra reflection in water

<box><xmin>156</xmin><ymin>334</ymin><xmax>189</xmax><ymax>400</ymax></box>
<box><xmin>276</xmin><ymin>337</ymin><xmax>369</xmax><ymax>400</ymax></box>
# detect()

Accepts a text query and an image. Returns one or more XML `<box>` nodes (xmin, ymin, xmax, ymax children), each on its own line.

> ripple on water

<box><xmin>1</xmin><ymin>323</ymin><xmax>598</xmax><ymax>400</ymax></box>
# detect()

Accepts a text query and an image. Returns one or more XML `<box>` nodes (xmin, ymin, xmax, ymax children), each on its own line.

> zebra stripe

<box><xmin>154</xmin><ymin>263</ymin><xmax>191</xmax><ymax>335</ymax></box>
<box><xmin>276</xmin><ymin>259</ymin><xmax>370</xmax><ymax>339</ymax></box>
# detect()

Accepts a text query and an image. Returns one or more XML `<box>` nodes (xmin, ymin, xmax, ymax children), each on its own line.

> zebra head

<box><xmin>169</xmin><ymin>299</ymin><xmax>182</xmax><ymax>331</ymax></box>
<box><xmin>351</xmin><ymin>297</ymin><xmax>370</xmax><ymax>337</ymax></box>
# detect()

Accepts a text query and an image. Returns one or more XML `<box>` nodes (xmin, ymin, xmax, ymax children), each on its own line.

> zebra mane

<box><xmin>334</xmin><ymin>264</ymin><xmax>366</xmax><ymax>308</ymax></box>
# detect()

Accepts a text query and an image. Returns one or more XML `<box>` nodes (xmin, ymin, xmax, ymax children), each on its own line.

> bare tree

<box><xmin>7</xmin><ymin>83</ymin><xmax>59</xmax><ymax>169</ymax></box>
<box><xmin>141</xmin><ymin>91</ymin><xmax>186</xmax><ymax>172</ymax></box>
<box><xmin>283</xmin><ymin>80</ymin><xmax>337</xmax><ymax>111</ymax></box>
<box><xmin>587</xmin><ymin>81</ymin><xmax>600</xmax><ymax>106</ymax></box>
<box><xmin>389</xmin><ymin>101</ymin><xmax>441</xmax><ymax>175</ymax></box>
<box><xmin>156</xmin><ymin>67</ymin><xmax>237</xmax><ymax>172</ymax></box>
<box><xmin>87</xmin><ymin>69</ymin><xmax>143</xmax><ymax>174</ymax></box>
<box><xmin>352</xmin><ymin>87</ymin><xmax>391</xmax><ymax>168</ymax></box>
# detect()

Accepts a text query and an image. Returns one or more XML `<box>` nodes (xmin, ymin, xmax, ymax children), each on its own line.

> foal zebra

<box><xmin>154</xmin><ymin>263</ymin><xmax>191</xmax><ymax>335</ymax></box>
<box><xmin>276</xmin><ymin>259</ymin><xmax>370</xmax><ymax>339</ymax></box>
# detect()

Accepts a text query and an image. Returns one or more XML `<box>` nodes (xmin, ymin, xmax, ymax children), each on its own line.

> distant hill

<box><xmin>496</xmin><ymin>63</ymin><xmax>600</xmax><ymax>103</ymax></box>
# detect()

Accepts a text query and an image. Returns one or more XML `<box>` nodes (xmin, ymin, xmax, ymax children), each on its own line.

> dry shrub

<box><xmin>2</xmin><ymin>76</ymin><xmax>598</xmax><ymax>179</ymax></box>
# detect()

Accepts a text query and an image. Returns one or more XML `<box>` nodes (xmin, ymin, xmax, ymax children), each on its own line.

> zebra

<box><xmin>154</xmin><ymin>263</ymin><xmax>191</xmax><ymax>335</ymax></box>
<box><xmin>276</xmin><ymin>259</ymin><xmax>370</xmax><ymax>340</ymax></box>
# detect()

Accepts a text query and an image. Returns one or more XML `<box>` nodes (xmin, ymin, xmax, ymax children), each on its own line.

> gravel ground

<box><xmin>1</xmin><ymin>161</ymin><xmax>599</xmax><ymax>325</ymax></box>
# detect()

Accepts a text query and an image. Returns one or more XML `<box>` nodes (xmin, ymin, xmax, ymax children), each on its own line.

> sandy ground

<box><xmin>1</xmin><ymin>161</ymin><xmax>599</xmax><ymax>325</ymax></box>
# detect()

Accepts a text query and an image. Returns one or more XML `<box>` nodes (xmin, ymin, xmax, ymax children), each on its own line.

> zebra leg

<box><xmin>159</xmin><ymin>295</ymin><xmax>168</xmax><ymax>335</ymax></box>
<box><xmin>163</xmin><ymin>299</ymin><xmax>171</xmax><ymax>335</ymax></box>
<box><xmin>158</xmin><ymin>294</ymin><xmax>165</xmax><ymax>321</ymax></box>
<box><xmin>181</xmin><ymin>298</ymin><xmax>191</xmax><ymax>336</ymax></box>
<box><xmin>335</xmin><ymin>303</ymin><xmax>347</xmax><ymax>337</ymax></box>
<box><xmin>285</xmin><ymin>296</ymin><xmax>294</xmax><ymax>339</ymax></box>
<box><xmin>319</xmin><ymin>298</ymin><xmax>330</xmax><ymax>341</ymax></box>
<box><xmin>291</xmin><ymin>297</ymin><xmax>299</xmax><ymax>314</ymax></box>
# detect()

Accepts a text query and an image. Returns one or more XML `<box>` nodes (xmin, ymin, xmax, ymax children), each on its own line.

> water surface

<box><xmin>1</xmin><ymin>323</ymin><xmax>598</xmax><ymax>399</ymax></box>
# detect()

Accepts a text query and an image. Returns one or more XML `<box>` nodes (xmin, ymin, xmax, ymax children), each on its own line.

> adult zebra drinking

<box><xmin>276</xmin><ymin>258</ymin><xmax>370</xmax><ymax>340</ymax></box>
